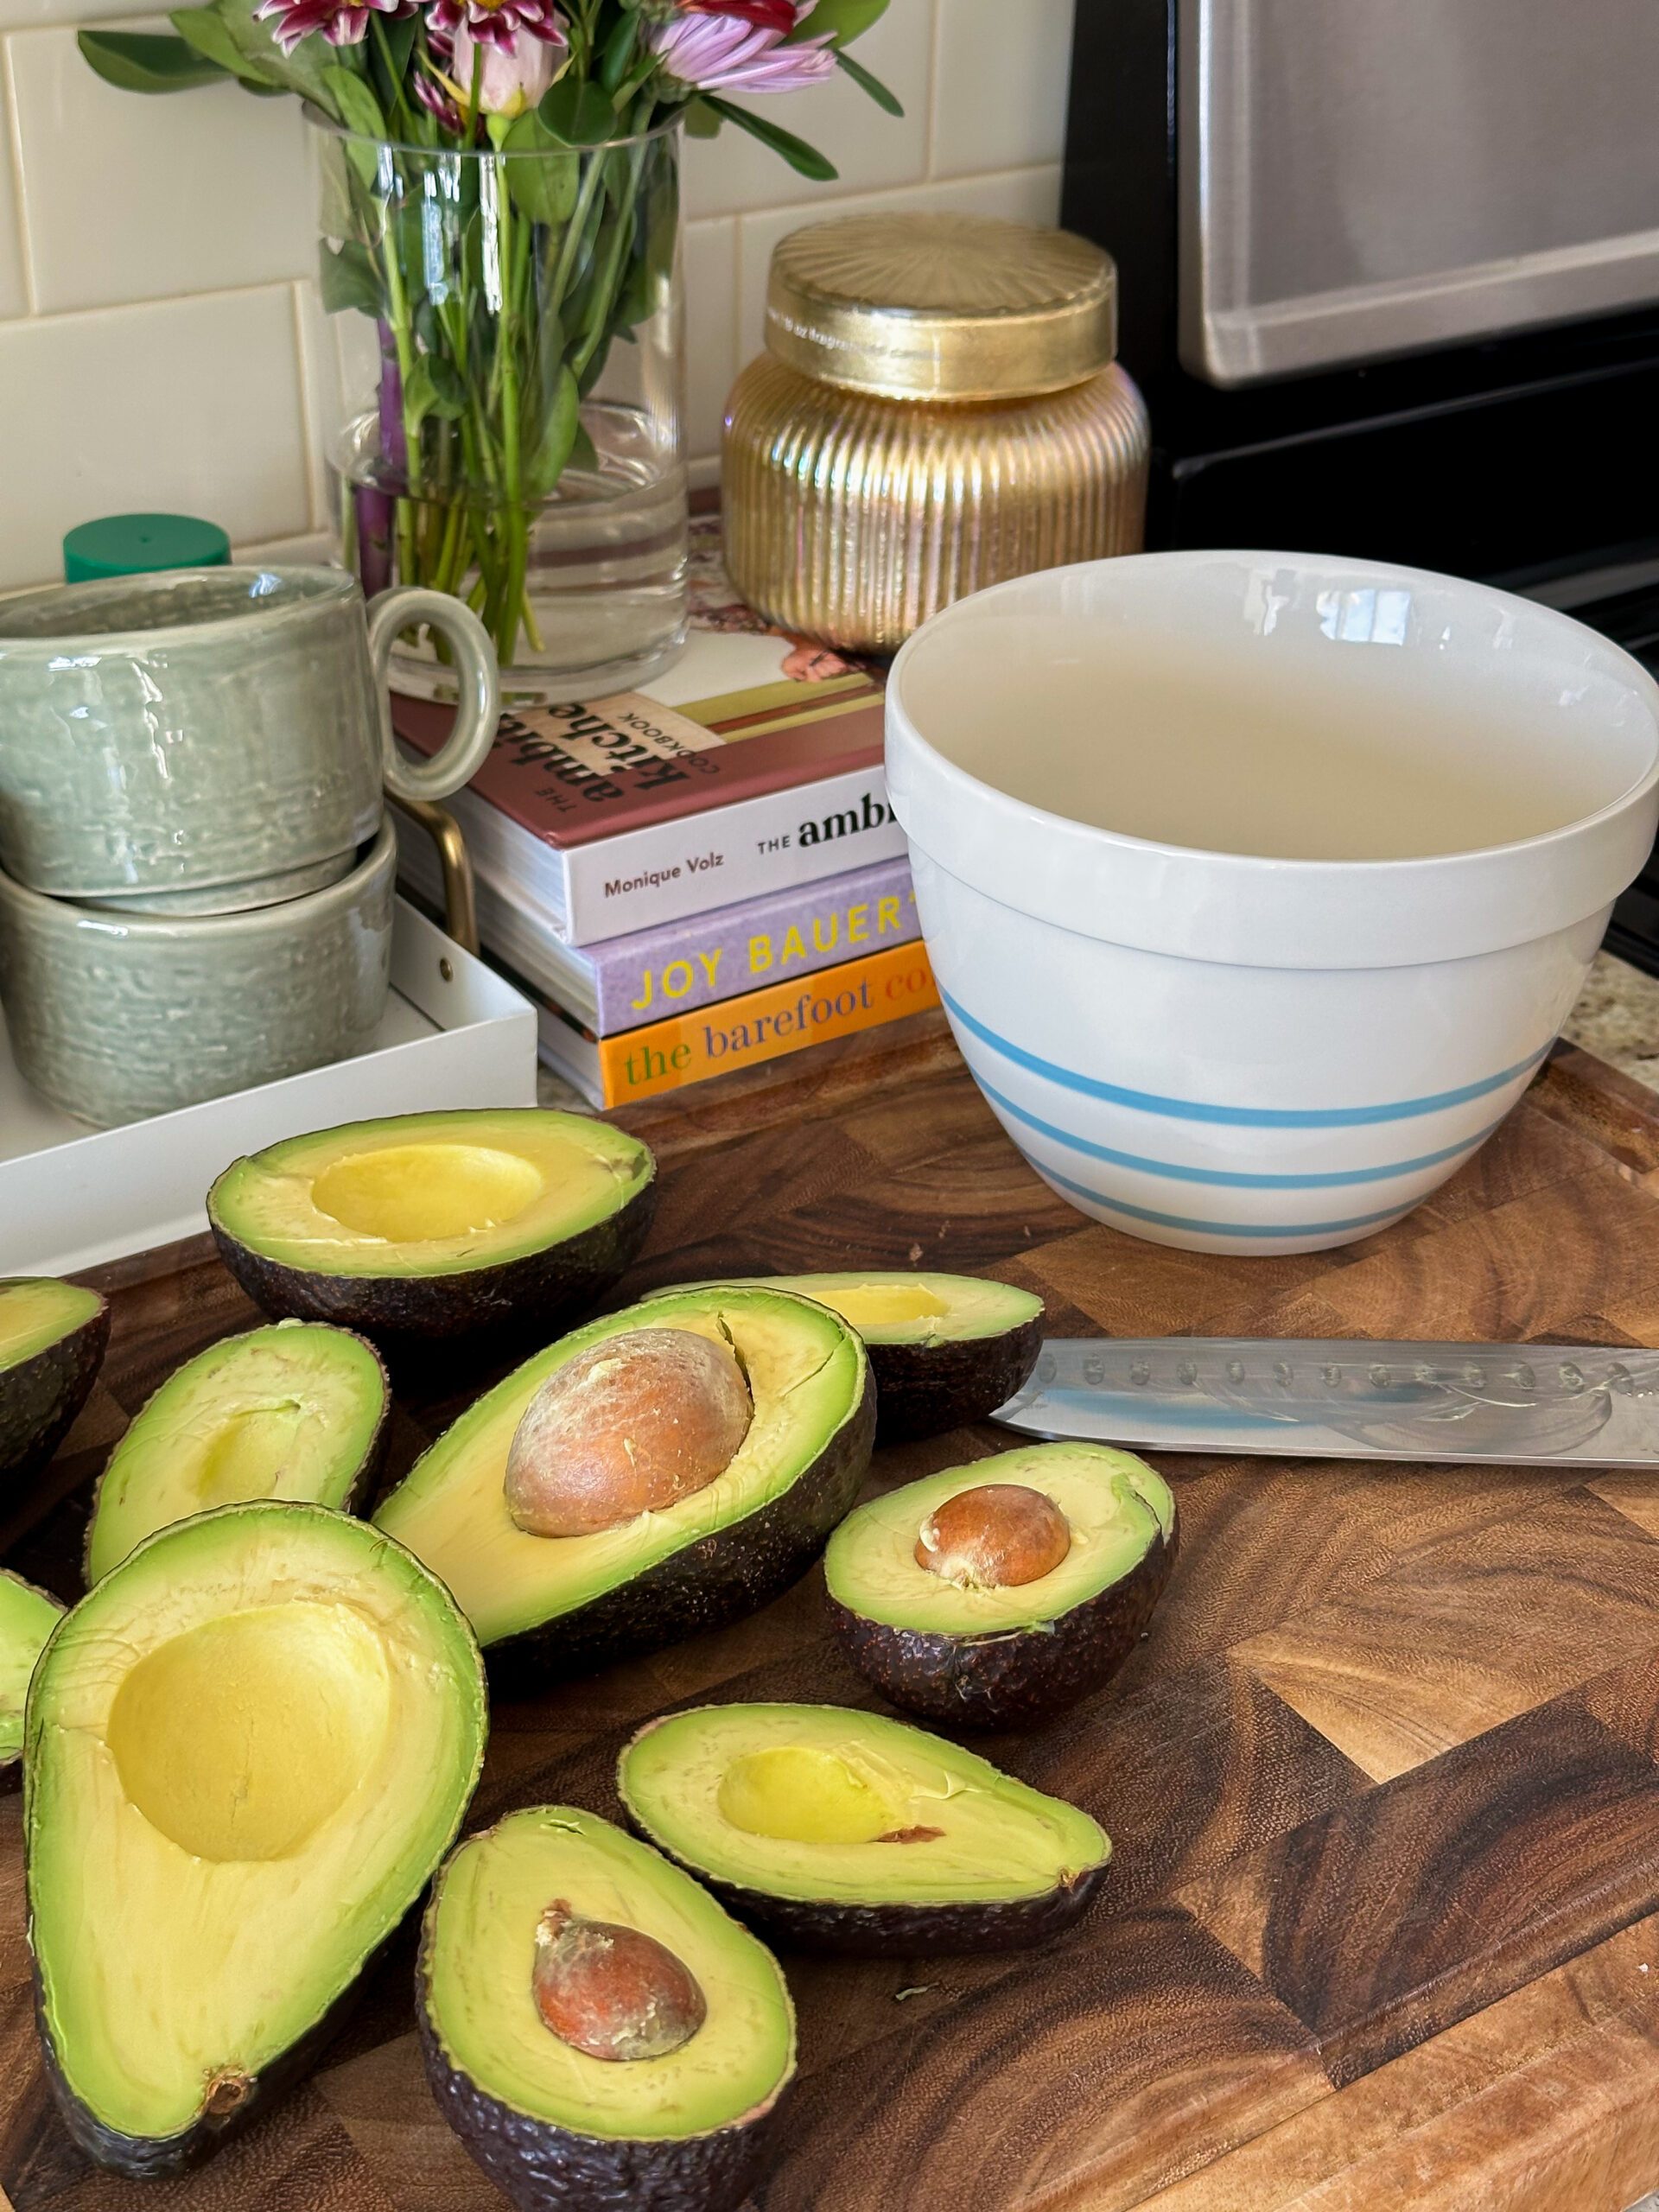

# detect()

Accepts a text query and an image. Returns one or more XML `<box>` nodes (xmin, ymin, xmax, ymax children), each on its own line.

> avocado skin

<box><xmin>210</xmin><ymin>1176</ymin><xmax>657</xmax><ymax>1361</ymax></box>
<box><xmin>866</xmin><ymin>1312</ymin><xmax>1045</xmax><ymax>1443</ymax></box>
<box><xmin>827</xmin><ymin>1521</ymin><xmax>1178</xmax><ymax>1730</ymax></box>
<box><xmin>0</xmin><ymin>1298</ymin><xmax>110</xmax><ymax>1490</ymax></box>
<box><xmin>484</xmin><ymin>1376</ymin><xmax>877</xmax><ymax>1695</ymax></box>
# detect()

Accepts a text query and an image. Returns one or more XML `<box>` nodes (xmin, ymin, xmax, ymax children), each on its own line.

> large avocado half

<box><xmin>375</xmin><ymin>1287</ymin><xmax>874</xmax><ymax>1690</ymax></box>
<box><xmin>824</xmin><ymin>1443</ymin><xmax>1176</xmax><ymax>1729</ymax></box>
<box><xmin>85</xmin><ymin>1320</ymin><xmax>390</xmax><ymax>1584</ymax></box>
<box><xmin>0</xmin><ymin>1277</ymin><xmax>110</xmax><ymax>1487</ymax></box>
<box><xmin>666</xmin><ymin>1273</ymin><xmax>1044</xmax><ymax>1441</ymax></box>
<box><xmin>208</xmin><ymin>1109</ymin><xmax>656</xmax><ymax>1359</ymax></box>
<box><xmin>618</xmin><ymin>1702</ymin><xmax>1109</xmax><ymax>1955</ymax></box>
<box><xmin>0</xmin><ymin>1571</ymin><xmax>64</xmax><ymax>1790</ymax></box>
<box><xmin>418</xmin><ymin>1806</ymin><xmax>796</xmax><ymax>2212</ymax></box>
<box><xmin>26</xmin><ymin>1502</ymin><xmax>486</xmax><ymax>2176</ymax></box>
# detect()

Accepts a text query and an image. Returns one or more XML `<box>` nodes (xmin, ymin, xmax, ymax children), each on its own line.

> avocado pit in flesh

<box><xmin>915</xmin><ymin>1482</ymin><xmax>1071</xmax><ymax>1590</ymax></box>
<box><xmin>531</xmin><ymin>1901</ymin><xmax>707</xmax><ymax>2061</ymax></box>
<box><xmin>504</xmin><ymin>1328</ymin><xmax>753</xmax><ymax>1538</ymax></box>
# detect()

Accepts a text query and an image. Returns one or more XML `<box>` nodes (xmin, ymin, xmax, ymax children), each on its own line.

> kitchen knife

<box><xmin>993</xmin><ymin>1338</ymin><xmax>1659</xmax><ymax>1465</ymax></box>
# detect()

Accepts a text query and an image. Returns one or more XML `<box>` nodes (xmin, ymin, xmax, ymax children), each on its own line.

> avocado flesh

<box><xmin>26</xmin><ymin>1502</ymin><xmax>486</xmax><ymax>2171</ymax></box>
<box><xmin>0</xmin><ymin>1279</ymin><xmax>105</xmax><ymax>1370</ymax></box>
<box><xmin>619</xmin><ymin>1703</ymin><xmax>1108</xmax><ymax>1910</ymax></box>
<box><xmin>86</xmin><ymin>1322</ymin><xmax>389</xmax><ymax>1583</ymax></box>
<box><xmin>209</xmin><ymin>1109</ymin><xmax>652</xmax><ymax>1280</ymax></box>
<box><xmin>0</xmin><ymin>1571</ymin><xmax>63</xmax><ymax>1769</ymax></box>
<box><xmin>423</xmin><ymin>1808</ymin><xmax>794</xmax><ymax>2140</ymax></box>
<box><xmin>825</xmin><ymin>1444</ymin><xmax>1174</xmax><ymax>1634</ymax></box>
<box><xmin>715</xmin><ymin>1273</ymin><xmax>1044</xmax><ymax>1348</ymax></box>
<box><xmin>0</xmin><ymin>1277</ymin><xmax>110</xmax><ymax>1482</ymax></box>
<box><xmin>375</xmin><ymin>1288</ymin><xmax>869</xmax><ymax>1650</ymax></box>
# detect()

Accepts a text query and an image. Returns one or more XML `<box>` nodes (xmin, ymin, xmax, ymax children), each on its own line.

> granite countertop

<box><xmin>1562</xmin><ymin>952</ymin><xmax>1659</xmax><ymax>1090</ymax></box>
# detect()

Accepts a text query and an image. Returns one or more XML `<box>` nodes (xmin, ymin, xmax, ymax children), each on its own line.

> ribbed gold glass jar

<box><xmin>721</xmin><ymin>213</ymin><xmax>1150</xmax><ymax>653</ymax></box>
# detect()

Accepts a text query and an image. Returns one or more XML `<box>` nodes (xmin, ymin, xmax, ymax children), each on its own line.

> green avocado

<box><xmin>26</xmin><ymin>1502</ymin><xmax>486</xmax><ymax>2177</ymax></box>
<box><xmin>375</xmin><ymin>1287</ymin><xmax>874</xmax><ymax>1689</ymax></box>
<box><xmin>86</xmin><ymin>1321</ymin><xmax>390</xmax><ymax>1584</ymax></box>
<box><xmin>208</xmin><ymin>1109</ymin><xmax>656</xmax><ymax>1360</ymax></box>
<box><xmin>0</xmin><ymin>1277</ymin><xmax>109</xmax><ymax>1487</ymax></box>
<box><xmin>618</xmin><ymin>1702</ymin><xmax>1109</xmax><ymax>1955</ymax></box>
<box><xmin>0</xmin><ymin>1570</ymin><xmax>64</xmax><ymax>1789</ymax></box>
<box><xmin>824</xmin><ymin>1443</ymin><xmax>1177</xmax><ymax>1728</ymax></box>
<box><xmin>418</xmin><ymin>1806</ymin><xmax>796</xmax><ymax>2212</ymax></box>
<box><xmin>665</xmin><ymin>1273</ymin><xmax>1044</xmax><ymax>1441</ymax></box>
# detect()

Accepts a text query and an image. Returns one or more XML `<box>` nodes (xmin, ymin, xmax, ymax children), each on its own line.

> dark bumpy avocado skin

<box><xmin>0</xmin><ymin>1297</ymin><xmax>110</xmax><ymax>1489</ymax></box>
<box><xmin>867</xmin><ymin>1313</ymin><xmax>1045</xmax><ymax>1444</ymax></box>
<box><xmin>485</xmin><ymin>1378</ymin><xmax>876</xmax><ymax>1696</ymax></box>
<box><xmin>211</xmin><ymin>1177</ymin><xmax>656</xmax><ymax>1363</ymax></box>
<box><xmin>829</xmin><ymin>1522</ymin><xmax>1178</xmax><ymax>1731</ymax></box>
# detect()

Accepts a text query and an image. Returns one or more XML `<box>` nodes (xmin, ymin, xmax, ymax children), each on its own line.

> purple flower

<box><xmin>255</xmin><ymin>0</ymin><xmax>410</xmax><ymax>54</ymax></box>
<box><xmin>649</xmin><ymin>10</ymin><xmax>836</xmax><ymax>93</ymax></box>
<box><xmin>450</xmin><ymin>13</ymin><xmax>564</xmax><ymax>113</ymax></box>
<box><xmin>427</xmin><ymin>0</ymin><xmax>564</xmax><ymax>56</ymax></box>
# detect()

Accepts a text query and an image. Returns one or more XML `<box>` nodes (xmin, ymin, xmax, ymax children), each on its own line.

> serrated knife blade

<box><xmin>993</xmin><ymin>1338</ymin><xmax>1659</xmax><ymax>1465</ymax></box>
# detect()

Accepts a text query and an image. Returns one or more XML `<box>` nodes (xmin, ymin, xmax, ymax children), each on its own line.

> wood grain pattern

<box><xmin>6</xmin><ymin>1033</ymin><xmax>1659</xmax><ymax>2211</ymax></box>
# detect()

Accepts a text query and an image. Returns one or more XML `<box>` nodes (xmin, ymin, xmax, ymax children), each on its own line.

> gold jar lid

<box><xmin>764</xmin><ymin>212</ymin><xmax>1118</xmax><ymax>404</ymax></box>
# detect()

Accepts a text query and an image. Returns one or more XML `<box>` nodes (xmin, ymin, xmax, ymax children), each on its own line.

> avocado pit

<box><xmin>531</xmin><ymin>1900</ymin><xmax>707</xmax><ymax>2062</ymax></box>
<box><xmin>915</xmin><ymin>1482</ymin><xmax>1071</xmax><ymax>1589</ymax></box>
<box><xmin>504</xmin><ymin>1327</ymin><xmax>753</xmax><ymax>1539</ymax></box>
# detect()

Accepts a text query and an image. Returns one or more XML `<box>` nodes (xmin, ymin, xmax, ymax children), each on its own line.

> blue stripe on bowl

<box><xmin>940</xmin><ymin>988</ymin><xmax>1552</xmax><ymax>1128</ymax></box>
<box><xmin>974</xmin><ymin>1073</ymin><xmax>1502</xmax><ymax>1190</ymax></box>
<box><xmin>1034</xmin><ymin>1160</ymin><xmax>1418</xmax><ymax>1239</ymax></box>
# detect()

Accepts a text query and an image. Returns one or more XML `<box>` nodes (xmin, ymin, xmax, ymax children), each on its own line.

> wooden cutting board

<box><xmin>7</xmin><ymin>1022</ymin><xmax>1659</xmax><ymax>2212</ymax></box>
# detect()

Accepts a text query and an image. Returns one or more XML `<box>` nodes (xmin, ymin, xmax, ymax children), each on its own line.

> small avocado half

<box><xmin>664</xmin><ymin>1273</ymin><xmax>1044</xmax><ymax>1441</ymax></box>
<box><xmin>418</xmin><ymin>1806</ymin><xmax>796</xmax><ymax>2212</ymax></box>
<box><xmin>618</xmin><ymin>1701</ymin><xmax>1109</xmax><ymax>1955</ymax></box>
<box><xmin>0</xmin><ymin>1571</ymin><xmax>64</xmax><ymax>1791</ymax></box>
<box><xmin>824</xmin><ymin>1442</ymin><xmax>1177</xmax><ymax>1729</ymax></box>
<box><xmin>208</xmin><ymin>1109</ymin><xmax>656</xmax><ymax>1359</ymax></box>
<box><xmin>0</xmin><ymin>1277</ymin><xmax>110</xmax><ymax>1487</ymax></box>
<box><xmin>374</xmin><ymin>1287</ymin><xmax>874</xmax><ymax>1689</ymax></box>
<box><xmin>27</xmin><ymin>1502</ymin><xmax>486</xmax><ymax>2176</ymax></box>
<box><xmin>86</xmin><ymin>1320</ymin><xmax>391</xmax><ymax>1584</ymax></box>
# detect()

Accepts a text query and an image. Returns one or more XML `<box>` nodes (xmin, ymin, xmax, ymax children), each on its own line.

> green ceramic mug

<box><xmin>0</xmin><ymin>569</ymin><xmax>497</xmax><ymax>911</ymax></box>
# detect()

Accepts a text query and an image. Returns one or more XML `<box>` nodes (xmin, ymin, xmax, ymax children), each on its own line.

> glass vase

<box><xmin>313</xmin><ymin>112</ymin><xmax>687</xmax><ymax>702</ymax></box>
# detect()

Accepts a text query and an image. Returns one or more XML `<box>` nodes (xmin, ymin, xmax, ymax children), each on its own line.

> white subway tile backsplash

<box><xmin>0</xmin><ymin>50</ymin><xmax>30</xmax><ymax>315</ymax></box>
<box><xmin>9</xmin><ymin>26</ymin><xmax>313</xmax><ymax>314</ymax></box>
<box><xmin>931</xmin><ymin>0</ymin><xmax>1077</xmax><ymax>180</ymax></box>
<box><xmin>0</xmin><ymin>285</ymin><xmax>310</xmax><ymax>587</ymax></box>
<box><xmin>682</xmin><ymin>217</ymin><xmax>739</xmax><ymax>462</ymax></box>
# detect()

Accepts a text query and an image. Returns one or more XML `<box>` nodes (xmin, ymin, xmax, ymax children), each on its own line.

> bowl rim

<box><xmin>0</xmin><ymin>565</ymin><xmax>359</xmax><ymax>654</ymax></box>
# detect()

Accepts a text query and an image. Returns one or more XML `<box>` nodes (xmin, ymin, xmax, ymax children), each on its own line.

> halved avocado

<box><xmin>618</xmin><ymin>1702</ymin><xmax>1109</xmax><ymax>1955</ymax></box>
<box><xmin>26</xmin><ymin>1502</ymin><xmax>487</xmax><ymax>2176</ymax></box>
<box><xmin>0</xmin><ymin>1278</ymin><xmax>110</xmax><ymax>1486</ymax></box>
<box><xmin>375</xmin><ymin>1287</ymin><xmax>874</xmax><ymax>1688</ymax></box>
<box><xmin>86</xmin><ymin>1320</ymin><xmax>391</xmax><ymax>1584</ymax></box>
<box><xmin>417</xmin><ymin>1807</ymin><xmax>796</xmax><ymax>2212</ymax></box>
<box><xmin>208</xmin><ymin>1109</ymin><xmax>657</xmax><ymax>1358</ymax></box>
<box><xmin>824</xmin><ymin>1443</ymin><xmax>1177</xmax><ymax>1729</ymax></box>
<box><xmin>668</xmin><ymin>1274</ymin><xmax>1044</xmax><ymax>1441</ymax></box>
<box><xmin>0</xmin><ymin>1571</ymin><xmax>64</xmax><ymax>1790</ymax></box>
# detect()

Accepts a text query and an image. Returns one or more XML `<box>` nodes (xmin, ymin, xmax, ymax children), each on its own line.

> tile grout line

<box><xmin>0</xmin><ymin>37</ymin><xmax>37</xmax><ymax>315</ymax></box>
<box><xmin>287</xmin><ymin>277</ymin><xmax>325</xmax><ymax>537</ymax></box>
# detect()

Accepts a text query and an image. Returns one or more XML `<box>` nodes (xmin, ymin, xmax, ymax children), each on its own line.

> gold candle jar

<box><xmin>721</xmin><ymin>212</ymin><xmax>1150</xmax><ymax>654</ymax></box>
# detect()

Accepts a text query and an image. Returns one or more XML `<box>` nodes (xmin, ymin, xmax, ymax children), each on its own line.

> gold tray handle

<box><xmin>389</xmin><ymin>793</ymin><xmax>479</xmax><ymax>957</ymax></box>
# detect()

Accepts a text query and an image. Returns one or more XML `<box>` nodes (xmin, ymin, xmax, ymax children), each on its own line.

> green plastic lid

<box><xmin>63</xmin><ymin>513</ymin><xmax>232</xmax><ymax>582</ymax></box>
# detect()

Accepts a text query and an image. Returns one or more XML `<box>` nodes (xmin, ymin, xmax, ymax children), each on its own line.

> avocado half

<box><xmin>0</xmin><ymin>1277</ymin><xmax>110</xmax><ymax>1487</ymax></box>
<box><xmin>0</xmin><ymin>1571</ymin><xmax>64</xmax><ymax>1791</ymax></box>
<box><xmin>208</xmin><ymin>1109</ymin><xmax>657</xmax><ymax>1359</ymax></box>
<box><xmin>618</xmin><ymin>1702</ymin><xmax>1109</xmax><ymax>1955</ymax></box>
<box><xmin>26</xmin><ymin>1502</ymin><xmax>487</xmax><ymax>2177</ymax></box>
<box><xmin>824</xmin><ymin>1443</ymin><xmax>1177</xmax><ymax>1729</ymax></box>
<box><xmin>375</xmin><ymin>1287</ymin><xmax>874</xmax><ymax>1689</ymax></box>
<box><xmin>86</xmin><ymin>1320</ymin><xmax>391</xmax><ymax>1584</ymax></box>
<box><xmin>667</xmin><ymin>1274</ymin><xmax>1044</xmax><ymax>1441</ymax></box>
<box><xmin>418</xmin><ymin>1807</ymin><xmax>796</xmax><ymax>2212</ymax></box>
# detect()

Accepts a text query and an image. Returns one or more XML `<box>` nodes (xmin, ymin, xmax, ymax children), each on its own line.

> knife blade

<box><xmin>993</xmin><ymin>1338</ymin><xmax>1659</xmax><ymax>1465</ymax></box>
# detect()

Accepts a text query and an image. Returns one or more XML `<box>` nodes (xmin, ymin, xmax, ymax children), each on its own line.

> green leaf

<box><xmin>368</xmin><ymin>11</ymin><xmax>416</xmax><ymax>109</ymax></box>
<box><xmin>318</xmin><ymin>238</ymin><xmax>383</xmax><ymax>315</ymax></box>
<box><xmin>503</xmin><ymin>109</ymin><xmax>580</xmax><ymax>222</ymax></box>
<box><xmin>786</xmin><ymin>0</ymin><xmax>887</xmax><ymax>44</ymax></box>
<box><xmin>78</xmin><ymin>29</ymin><xmax>227</xmax><ymax>92</ymax></box>
<box><xmin>597</xmin><ymin>11</ymin><xmax>636</xmax><ymax>94</ymax></box>
<box><xmin>213</xmin><ymin>0</ymin><xmax>340</xmax><ymax>104</ymax></box>
<box><xmin>171</xmin><ymin>7</ymin><xmax>283</xmax><ymax>86</ymax></box>
<box><xmin>835</xmin><ymin>46</ymin><xmax>902</xmax><ymax>114</ymax></box>
<box><xmin>701</xmin><ymin>98</ymin><xmax>836</xmax><ymax>180</ymax></box>
<box><xmin>405</xmin><ymin>354</ymin><xmax>467</xmax><ymax>429</ymax></box>
<box><xmin>538</xmin><ymin>73</ymin><xmax>617</xmax><ymax>145</ymax></box>
<box><xmin>682</xmin><ymin>95</ymin><xmax>721</xmax><ymax>139</ymax></box>
<box><xmin>525</xmin><ymin>365</ymin><xmax>581</xmax><ymax>498</ymax></box>
<box><xmin>568</xmin><ymin>421</ymin><xmax>598</xmax><ymax>475</ymax></box>
<box><xmin>321</xmin><ymin>61</ymin><xmax>386</xmax><ymax>139</ymax></box>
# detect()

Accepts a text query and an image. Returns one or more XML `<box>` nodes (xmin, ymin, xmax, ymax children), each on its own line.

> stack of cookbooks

<box><xmin>394</xmin><ymin>527</ymin><xmax>936</xmax><ymax>1107</ymax></box>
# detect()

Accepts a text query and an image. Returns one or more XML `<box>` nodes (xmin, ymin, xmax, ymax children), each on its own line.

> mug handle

<box><xmin>366</xmin><ymin>587</ymin><xmax>501</xmax><ymax>804</ymax></box>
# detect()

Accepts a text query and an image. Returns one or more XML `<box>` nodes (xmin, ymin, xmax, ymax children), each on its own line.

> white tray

<box><xmin>0</xmin><ymin>900</ymin><xmax>538</xmax><ymax>1276</ymax></box>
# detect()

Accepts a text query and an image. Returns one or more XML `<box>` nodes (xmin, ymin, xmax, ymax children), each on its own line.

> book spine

<box><xmin>562</xmin><ymin>765</ymin><xmax>905</xmax><ymax>945</ymax></box>
<box><xmin>589</xmin><ymin>939</ymin><xmax>939</xmax><ymax>1106</ymax></box>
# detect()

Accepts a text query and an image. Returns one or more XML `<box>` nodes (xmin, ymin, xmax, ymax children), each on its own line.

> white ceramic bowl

<box><xmin>887</xmin><ymin>551</ymin><xmax>1659</xmax><ymax>1254</ymax></box>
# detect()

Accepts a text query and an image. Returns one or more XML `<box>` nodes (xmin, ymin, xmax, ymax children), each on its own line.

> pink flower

<box><xmin>427</xmin><ymin>0</ymin><xmax>564</xmax><ymax>56</ymax></box>
<box><xmin>681</xmin><ymin>0</ymin><xmax>799</xmax><ymax>29</ymax></box>
<box><xmin>650</xmin><ymin>10</ymin><xmax>835</xmax><ymax>94</ymax></box>
<box><xmin>449</xmin><ymin>11</ymin><xmax>563</xmax><ymax>112</ymax></box>
<box><xmin>256</xmin><ymin>0</ymin><xmax>410</xmax><ymax>53</ymax></box>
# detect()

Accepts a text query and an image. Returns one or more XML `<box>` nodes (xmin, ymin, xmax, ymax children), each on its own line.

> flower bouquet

<box><xmin>83</xmin><ymin>0</ymin><xmax>899</xmax><ymax>694</ymax></box>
